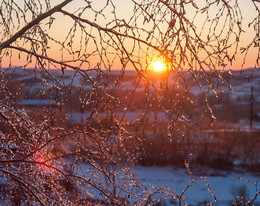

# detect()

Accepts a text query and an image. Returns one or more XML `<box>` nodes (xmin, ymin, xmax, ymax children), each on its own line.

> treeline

<box><xmin>130</xmin><ymin>129</ymin><xmax>260</xmax><ymax>171</ymax></box>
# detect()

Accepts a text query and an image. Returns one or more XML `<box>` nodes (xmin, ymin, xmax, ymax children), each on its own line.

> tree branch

<box><xmin>59</xmin><ymin>9</ymin><xmax>163</xmax><ymax>56</ymax></box>
<box><xmin>0</xmin><ymin>0</ymin><xmax>73</xmax><ymax>51</ymax></box>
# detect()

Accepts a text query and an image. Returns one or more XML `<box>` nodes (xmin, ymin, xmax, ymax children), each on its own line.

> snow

<box><xmin>66</xmin><ymin>111</ymin><xmax>168</xmax><ymax>124</ymax></box>
<box><xmin>133</xmin><ymin>166</ymin><xmax>260</xmax><ymax>205</ymax></box>
<box><xmin>75</xmin><ymin>163</ymin><xmax>260</xmax><ymax>205</ymax></box>
<box><xmin>17</xmin><ymin>99</ymin><xmax>55</xmax><ymax>106</ymax></box>
<box><xmin>66</xmin><ymin>112</ymin><xmax>92</xmax><ymax>124</ymax></box>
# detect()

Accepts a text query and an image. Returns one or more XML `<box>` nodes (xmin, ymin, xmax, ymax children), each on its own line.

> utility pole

<box><xmin>249</xmin><ymin>9</ymin><xmax>259</xmax><ymax>130</ymax></box>
<box><xmin>250</xmin><ymin>80</ymin><xmax>254</xmax><ymax>130</ymax></box>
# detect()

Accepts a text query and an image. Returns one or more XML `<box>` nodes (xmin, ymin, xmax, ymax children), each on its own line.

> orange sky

<box><xmin>1</xmin><ymin>0</ymin><xmax>259</xmax><ymax>71</ymax></box>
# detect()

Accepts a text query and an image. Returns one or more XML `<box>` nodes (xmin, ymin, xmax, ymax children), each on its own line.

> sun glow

<box><xmin>152</xmin><ymin>60</ymin><xmax>165</xmax><ymax>72</ymax></box>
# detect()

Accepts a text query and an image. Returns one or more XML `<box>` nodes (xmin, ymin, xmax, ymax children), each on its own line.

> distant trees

<box><xmin>0</xmin><ymin>0</ymin><xmax>260</xmax><ymax>205</ymax></box>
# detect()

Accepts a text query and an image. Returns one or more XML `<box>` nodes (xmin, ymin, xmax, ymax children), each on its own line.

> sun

<box><xmin>152</xmin><ymin>60</ymin><xmax>165</xmax><ymax>72</ymax></box>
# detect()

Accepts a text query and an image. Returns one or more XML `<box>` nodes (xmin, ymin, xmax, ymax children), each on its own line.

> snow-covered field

<box><xmin>134</xmin><ymin>166</ymin><xmax>260</xmax><ymax>205</ymax></box>
<box><xmin>77</xmin><ymin>162</ymin><xmax>260</xmax><ymax>205</ymax></box>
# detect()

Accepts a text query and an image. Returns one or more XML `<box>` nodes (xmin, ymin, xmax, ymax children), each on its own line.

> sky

<box><xmin>1</xmin><ymin>0</ymin><xmax>260</xmax><ymax>71</ymax></box>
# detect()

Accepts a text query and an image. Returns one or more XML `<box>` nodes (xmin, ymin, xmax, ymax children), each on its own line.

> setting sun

<box><xmin>152</xmin><ymin>61</ymin><xmax>165</xmax><ymax>72</ymax></box>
